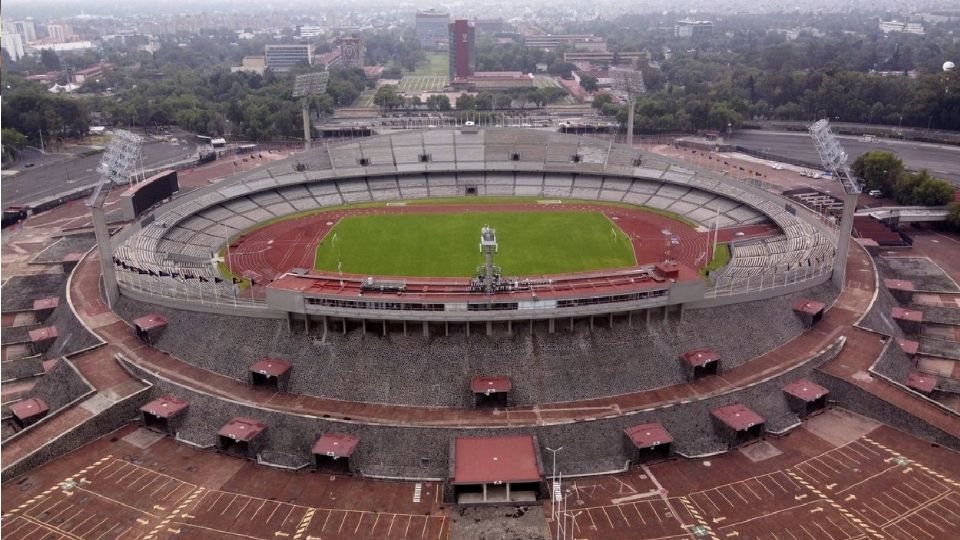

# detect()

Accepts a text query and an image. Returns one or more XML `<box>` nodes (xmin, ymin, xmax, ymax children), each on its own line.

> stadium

<box><xmin>86</xmin><ymin>127</ymin><xmax>843</xmax><ymax>471</ymax></box>
<box><xmin>6</xmin><ymin>126</ymin><xmax>960</xmax><ymax>538</ymax></box>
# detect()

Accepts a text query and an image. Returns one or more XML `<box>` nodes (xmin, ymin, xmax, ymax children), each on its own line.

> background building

<box><xmin>448</xmin><ymin>19</ymin><xmax>475</xmax><ymax>80</ymax></box>
<box><xmin>416</xmin><ymin>9</ymin><xmax>449</xmax><ymax>49</ymax></box>
<box><xmin>2</xmin><ymin>31</ymin><xmax>25</xmax><ymax>61</ymax></box>
<box><xmin>339</xmin><ymin>36</ymin><xmax>364</xmax><ymax>70</ymax></box>
<box><xmin>45</xmin><ymin>23</ymin><xmax>75</xmax><ymax>42</ymax></box>
<box><xmin>13</xmin><ymin>20</ymin><xmax>37</xmax><ymax>43</ymax></box>
<box><xmin>264</xmin><ymin>44</ymin><xmax>312</xmax><ymax>72</ymax></box>
<box><xmin>674</xmin><ymin>20</ymin><xmax>714</xmax><ymax>38</ymax></box>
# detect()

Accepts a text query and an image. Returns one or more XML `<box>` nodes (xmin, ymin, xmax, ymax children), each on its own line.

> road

<box><xmin>1</xmin><ymin>140</ymin><xmax>198</xmax><ymax>208</ymax></box>
<box><xmin>728</xmin><ymin>129</ymin><xmax>960</xmax><ymax>185</ymax></box>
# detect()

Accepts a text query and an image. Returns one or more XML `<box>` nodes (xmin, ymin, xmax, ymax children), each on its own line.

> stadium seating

<box><xmin>112</xmin><ymin>129</ymin><xmax>835</xmax><ymax>302</ymax></box>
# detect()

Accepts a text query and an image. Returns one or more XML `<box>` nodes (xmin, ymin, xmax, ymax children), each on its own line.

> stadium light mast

<box><xmin>808</xmin><ymin>119</ymin><xmax>861</xmax><ymax>288</ymax></box>
<box><xmin>610</xmin><ymin>67</ymin><xmax>646</xmax><ymax>148</ymax></box>
<box><xmin>88</xmin><ymin>129</ymin><xmax>144</xmax><ymax>308</ymax></box>
<box><xmin>293</xmin><ymin>72</ymin><xmax>330</xmax><ymax>151</ymax></box>
<box><xmin>477</xmin><ymin>226</ymin><xmax>501</xmax><ymax>294</ymax></box>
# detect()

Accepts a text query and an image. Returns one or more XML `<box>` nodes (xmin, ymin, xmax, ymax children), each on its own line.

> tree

<box><xmin>580</xmin><ymin>75</ymin><xmax>599</xmax><ymax>92</ymax></box>
<box><xmin>592</xmin><ymin>92</ymin><xmax>613</xmax><ymax>110</ymax></box>
<box><xmin>373</xmin><ymin>85</ymin><xmax>403</xmax><ymax>110</ymax></box>
<box><xmin>455</xmin><ymin>93</ymin><xmax>476</xmax><ymax>110</ymax></box>
<box><xmin>895</xmin><ymin>170</ymin><xmax>955</xmax><ymax>206</ymax></box>
<box><xmin>426</xmin><ymin>94</ymin><xmax>451</xmax><ymax>111</ymax></box>
<box><xmin>1</xmin><ymin>128</ymin><xmax>28</xmax><ymax>161</ymax></box>
<box><xmin>852</xmin><ymin>151</ymin><xmax>905</xmax><ymax>194</ymax></box>
<box><xmin>946</xmin><ymin>203</ymin><xmax>960</xmax><ymax>232</ymax></box>
<box><xmin>40</xmin><ymin>49</ymin><xmax>62</xmax><ymax>71</ymax></box>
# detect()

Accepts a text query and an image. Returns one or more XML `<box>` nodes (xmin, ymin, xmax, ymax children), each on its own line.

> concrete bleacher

<box><xmin>112</xmin><ymin>129</ymin><xmax>835</xmax><ymax>303</ymax></box>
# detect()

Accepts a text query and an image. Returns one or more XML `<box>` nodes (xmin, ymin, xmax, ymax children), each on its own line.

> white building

<box><xmin>14</xmin><ymin>20</ymin><xmax>37</xmax><ymax>43</ymax></box>
<box><xmin>2</xmin><ymin>31</ymin><xmax>25</xmax><ymax>61</ymax></box>
<box><xmin>879</xmin><ymin>21</ymin><xmax>925</xmax><ymax>35</ymax></box>
<box><xmin>46</xmin><ymin>23</ymin><xmax>75</xmax><ymax>42</ymax></box>
<box><xmin>298</xmin><ymin>25</ymin><xmax>324</xmax><ymax>39</ymax></box>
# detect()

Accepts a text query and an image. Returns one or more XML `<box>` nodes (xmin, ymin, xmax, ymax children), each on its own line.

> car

<box><xmin>772</xmin><ymin>163</ymin><xmax>785</xmax><ymax>170</ymax></box>
<box><xmin>464</xmin><ymin>121</ymin><xmax>475</xmax><ymax>126</ymax></box>
<box><xmin>23</xmin><ymin>162</ymin><xmax>35</xmax><ymax>168</ymax></box>
<box><xmin>868</xmin><ymin>190</ymin><xmax>884</xmax><ymax>198</ymax></box>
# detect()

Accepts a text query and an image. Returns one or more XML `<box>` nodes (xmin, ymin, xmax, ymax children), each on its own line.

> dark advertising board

<box><xmin>120</xmin><ymin>170</ymin><xmax>179</xmax><ymax>220</ymax></box>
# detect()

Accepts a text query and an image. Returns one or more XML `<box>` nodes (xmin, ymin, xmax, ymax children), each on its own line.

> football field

<box><xmin>314</xmin><ymin>211</ymin><xmax>636</xmax><ymax>277</ymax></box>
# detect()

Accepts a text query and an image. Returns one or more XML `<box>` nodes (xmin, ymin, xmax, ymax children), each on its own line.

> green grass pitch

<box><xmin>314</xmin><ymin>211</ymin><xmax>636</xmax><ymax>277</ymax></box>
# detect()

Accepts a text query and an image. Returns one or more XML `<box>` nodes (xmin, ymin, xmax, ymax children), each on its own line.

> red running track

<box><xmin>224</xmin><ymin>203</ymin><xmax>778</xmax><ymax>286</ymax></box>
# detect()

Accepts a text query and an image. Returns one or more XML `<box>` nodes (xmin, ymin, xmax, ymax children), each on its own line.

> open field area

<box><xmin>397</xmin><ymin>75</ymin><xmax>449</xmax><ymax>93</ymax></box>
<box><xmin>313</xmin><ymin>210</ymin><xmax>636</xmax><ymax>277</ymax></box>
<box><xmin>413</xmin><ymin>52</ymin><xmax>449</xmax><ymax>75</ymax></box>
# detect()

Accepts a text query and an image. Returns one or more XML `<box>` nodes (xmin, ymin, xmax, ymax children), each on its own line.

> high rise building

<box><xmin>13</xmin><ymin>20</ymin><xmax>37</xmax><ymax>43</ymax></box>
<box><xmin>448</xmin><ymin>20</ymin><xmax>475</xmax><ymax>80</ymax></box>
<box><xmin>416</xmin><ymin>9</ymin><xmax>449</xmax><ymax>49</ymax></box>
<box><xmin>2</xmin><ymin>31</ymin><xmax>25</xmax><ymax>61</ymax></box>
<box><xmin>264</xmin><ymin>44</ymin><xmax>312</xmax><ymax>72</ymax></box>
<box><xmin>674</xmin><ymin>20</ymin><xmax>713</xmax><ymax>39</ymax></box>
<box><xmin>46</xmin><ymin>23</ymin><xmax>75</xmax><ymax>42</ymax></box>
<box><xmin>339</xmin><ymin>36</ymin><xmax>364</xmax><ymax>70</ymax></box>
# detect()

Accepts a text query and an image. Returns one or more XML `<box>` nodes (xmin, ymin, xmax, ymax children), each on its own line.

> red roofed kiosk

<box><xmin>711</xmin><ymin>403</ymin><xmax>765</xmax><ymax>448</ymax></box>
<box><xmin>312</xmin><ymin>432</ymin><xmax>360</xmax><ymax>474</ymax></box>
<box><xmin>782</xmin><ymin>379</ymin><xmax>829</xmax><ymax>418</ymax></box>
<box><xmin>623</xmin><ymin>422</ymin><xmax>673</xmax><ymax>464</ymax></box>
<box><xmin>792</xmin><ymin>298</ymin><xmax>826</xmax><ymax>327</ymax></box>
<box><xmin>897</xmin><ymin>338</ymin><xmax>920</xmax><ymax>359</ymax></box>
<box><xmin>32</xmin><ymin>297</ymin><xmax>59</xmax><ymax>323</ymax></box>
<box><xmin>133</xmin><ymin>314</ymin><xmax>168</xmax><ymax>344</ymax></box>
<box><xmin>679</xmin><ymin>348</ymin><xmax>721</xmax><ymax>380</ymax></box>
<box><xmin>884</xmin><ymin>279</ymin><xmax>915</xmax><ymax>304</ymax></box>
<box><xmin>471</xmin><ymin>376</ymin><xmax>512</xmax><ymax>408</ymax></box>
<box><xmin>891</xmin><ymin>307</ymin><xmax>923</xmax><ymax>336</ymax></box>
<box><xmin>448</xmin><ymin>435</ymin><xmax>544</xmax><ymax>505</ymax></box>
<box><xmin>906</xmin><ymin>372</ymin><xmax>938</xmax><ymax>396</ymax></box>
<box><xmin>140</xmin><ymin>396</ymin><xmax>189</xmax><ymax>434</ymax></box>
<box><xmin>10</xmin><ymin>397</ymin><xmax>49</xmax><ymax>429</ymax></box>
<box><xmin>29</xmin><ymin>326</ymin><xmax>58</xmax><ymax>355</ymax></box>
<box><xmin>249</xmin><ymin>357</ymin><xmax>292</xmax><ymax>392</ymax></box>
<box><xmin>217</xmin><ymin>417</ymin><xmax>267</xmax><ymax>459</ymax></box>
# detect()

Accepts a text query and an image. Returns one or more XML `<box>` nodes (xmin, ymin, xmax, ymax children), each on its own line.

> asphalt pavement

<box><xmin>728</xmin><ymin>129</ymin><xmax>960</xmax><ymax>185</ymax></box>
<box><xmin>1</xmin><ymin>140</ymin><xmax>198</xmax><ymax>208</ymax></box>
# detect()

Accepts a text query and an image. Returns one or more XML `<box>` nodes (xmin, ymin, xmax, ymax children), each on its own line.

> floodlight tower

<box><xmin>808</xmin><ymin>119</ymin><xmax>861</xmax><ymax>288</ymax></box>
<box><xmin>293</xmin><ymin>71</ymin><xmax>330</xmax><ymax>150</ymax></box>
<box><xmin>610</xmin><ymin>67</ymin><xmax>646</xmax><ymax>148</ymax></box>
<box><xmin>477</xmin><ymin>226</ymin><xmax>501</xmax><ymax>294</ymax></box>
<box><xmin>88</xmin><ymin>129</ymin><xmax>143</xmax><ymax>307</ymax></box>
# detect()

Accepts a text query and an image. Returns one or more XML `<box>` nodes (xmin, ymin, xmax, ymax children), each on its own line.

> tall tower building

<box><xmin>448</xmin><ymin>20</ymin><xmax>475</xmax><ymax>80</ymax></box>
<box><xmin>415</xmin><ymin>9</ymin><xmax>449</xmax><ymax>49</ymax></box>
<box><xmin>339</xmin><ymin>36</ymin><xmax>364</xmax><ymax>70</ymax></box>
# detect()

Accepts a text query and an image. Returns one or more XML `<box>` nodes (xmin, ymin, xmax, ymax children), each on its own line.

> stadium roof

<box><xmin>218</xmin><ymin>417</ymin><xmax>267</xmax><ymax>442</ymax></box>
<box><xmin>883</xmin><ymin>279</ymin><xmax>915</xmax><ymax>292</ymax></box>
<box><xmin>29</xmin><ymin>326</ymin><xmax>58</xmax><ymax>343</ymax></box>
<box><xmin>891</xmin><ymin>307</ymin><xmax>923</xmax><ymax>323</ymax></box>
<box><xmin>792</xmin><ymin>298</ymin><xmax>826</xmax><ymax>316</ymax></box>
<box><xmin>249</xmin><ymin>357</ymin><xmax>292</xmax><ymax>378</ymax></box>
<box><xmin>471</xmin><ymin>376</ymin><xmax>512</xmax><ymax>395</ymax></box>
<box><xmin>782</xmin><ymin>379</ymin><xmax>828</xmax><ymax>402</ymax></box>
<box><xmin>32</xmin><ymin>297</ymin><xmax>59</xmax><ymax>311</ymax></box>
<box><xmin>10</xmin><ymin>398</ymin><xmax>48</xmax><ymax>422</ymax></box>
<box><xmin>312</xmin><ymin>432</ymin><xmax>359</xmax><ymax>459</ymax></box>
<box><xmin>897</xmin><ymin>338</ymin><xmax>920</xmax><ymax>356</ymax></box>
<box><xmin>712</xmin><ymin>403</ymin><xmax>764</xmax><ymax>431</ymax></box>
<box><xmin>680</xmin><ymin>348</ymin><xmax>720</xmax><ymax>368</ymax></box>
<box><xmin>452</xmin><ymin>435</ymin><xmax>541</xmax><ymax>485</ymax></box>
<box><xmin>624</xmin><ymin>423</ymin><xmax>673</xmax><ymax>449</ymax></box>
<box><xmin>906</xmin><ymin>372</ymin><xmax>937</xmax><ymax>394</ymax></box>
<box><xmin>134</xmin><ymin>314</ymin><xmax>168</xmax><ymax>331</ymax></box>
<box><xmin>140</xmin><ymin>396</ymin><xmax>189</xmax><ymax>419</ymax></box>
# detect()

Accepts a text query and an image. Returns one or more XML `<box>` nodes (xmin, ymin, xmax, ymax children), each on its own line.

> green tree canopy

<box><xmin>852</xmin><ymin>151</ymin><xmax>905</xmax><ymax>194</ymax></box>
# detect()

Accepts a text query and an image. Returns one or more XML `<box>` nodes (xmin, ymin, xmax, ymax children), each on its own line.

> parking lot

<box><xmin>546</xmin><ymin>412</ymin><xmax>960</xmax><ymax>540</ymax></box>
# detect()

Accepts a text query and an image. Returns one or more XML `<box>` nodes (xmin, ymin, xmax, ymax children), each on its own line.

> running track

<box><xmin>225</xmin><ymin>203</ymin><xmax>779</xmax><ymax>285</ymax></box>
